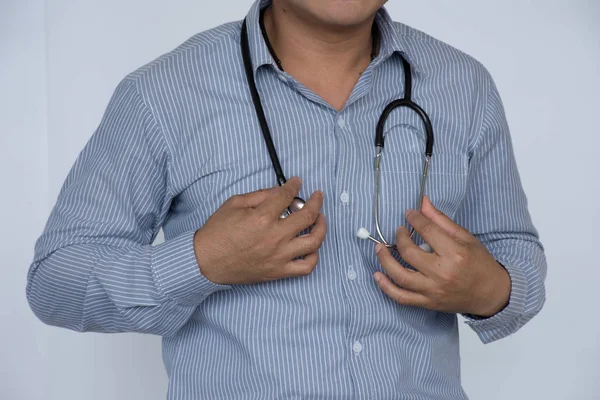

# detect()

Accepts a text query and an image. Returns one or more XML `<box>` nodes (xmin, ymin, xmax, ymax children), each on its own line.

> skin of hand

<box><xmin>374</xmin><ymin>195</ymin><xmax>511</xmax><ymax>318</ymax></box>
<box><xmin>193</xmin><ymin>177</ymin><xmax>327</xmax><ymax>285</ymax></box>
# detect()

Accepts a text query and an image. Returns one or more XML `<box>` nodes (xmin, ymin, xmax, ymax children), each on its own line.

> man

<box><xmin>26</xmin><ymin>0</ymin><xmax>547</xmax><ymax>398</ymax></box>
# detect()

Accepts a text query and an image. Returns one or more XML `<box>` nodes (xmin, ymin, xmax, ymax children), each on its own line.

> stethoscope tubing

<box><xmin>241</xmin><ymin>20</ymin><xmax>288</xmax><ymax>187</ymax></box>
<box><xmin>240</xmin><ymin>17</ymin><xmax>435</xmax><ymax>245</ymax></box>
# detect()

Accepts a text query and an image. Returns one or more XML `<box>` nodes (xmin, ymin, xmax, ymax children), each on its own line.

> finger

<box><xmin>375</xmin><ymin>244</ymin><xmax>429</xmax><ymax>292</ymax></box>
<box><xmin>285</xmin><ymin>213</ymin><xmax>327</xmax><ymax>259</ymax></box>
<box><xmin>280</xmin><ymin>251</ymin><xmax>319</xmax><ymax>279</ymax></box>
<box><xmin>233</xmin><ymin>187</ymin><xmax>278</xmax><ymax>208</ymax></box>
<box><xmin>396</xmin><ymin>226</ymin><xmax>437</xmax><ymax>276</ymax></box>
<box><xmin>259</xmin><ymin>177</ymin><xmax>303</xmax><ymax>217</ymax></box>
<box><xmin>282</xmin><ymin>190</ymin><xmax>324</xmax><ymax>235</ymax></box>
<box><xmin>374</xmin><ymin>272</ymin><xmax>429</xmax><ymax>308</ymax></box>
<box><xmin>420</xmin><ymin>196</ymin><xmax>472</xmax><ymax>242</ymax></box>
<box><xmin>405</xmin><ymin>208</ymin><xmax>454</xmax><ymax>255</ymax></box>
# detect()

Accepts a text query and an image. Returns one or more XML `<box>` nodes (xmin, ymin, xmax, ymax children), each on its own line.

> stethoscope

<box><xmin>240</xmin><ymin>16</ymin><xmax>434</xmax><ymax>250</ymax></box>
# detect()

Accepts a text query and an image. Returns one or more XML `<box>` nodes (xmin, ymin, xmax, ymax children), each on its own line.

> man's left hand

<box><xmin>374</xmin><ymin>196</ymin><xmax>511</xmax><ymax>318</ymax></box>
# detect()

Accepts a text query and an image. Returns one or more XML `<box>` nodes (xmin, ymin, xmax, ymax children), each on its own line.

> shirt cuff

<box><xmin>151</xmin><ymin>230</ymin><xmax>231</xmax><ymax>307</ymax></box>
<box><xmin>463</xmin><ymin>261</ymin><xmax>528</xmax><ymax>343</ymax></box>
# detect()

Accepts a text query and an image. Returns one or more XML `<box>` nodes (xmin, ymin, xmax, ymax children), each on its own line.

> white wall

<box><xmin>2</xmin><ymin>0</ymin><xmax>599</xmax><ymax>399</ymax></box>
<box><xmin>1</xmin><ymin>1</ymin><xmax>49</xmax><ymax>399</ymax></box>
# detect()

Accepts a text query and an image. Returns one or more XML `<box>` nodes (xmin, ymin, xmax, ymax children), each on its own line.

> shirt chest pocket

<box><xmin>376</xmin><ymin>149</ymin><xmax>469</xmax><ymax>243</ymax></box>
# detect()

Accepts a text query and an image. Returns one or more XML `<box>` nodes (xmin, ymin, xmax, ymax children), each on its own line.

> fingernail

<box><xmin>406</xmin><ymin>209</ymin><xmax>415</xmax><ymax>218</ymax></box>
<box><xmin>375</xmin><ymin>244</ymin><xmax>383</xmax><ymax>254</ymax></box>
<box><xmin>374</xmin><ymin>273</ymin><xmax>381</xmax><ymax>283</ymax></box>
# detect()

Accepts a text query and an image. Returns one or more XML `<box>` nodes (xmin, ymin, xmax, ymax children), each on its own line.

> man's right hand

<box><xmin>193</xmin><ymin>177</ymin><xmax>327</xmax><ymax>285</ymax></box>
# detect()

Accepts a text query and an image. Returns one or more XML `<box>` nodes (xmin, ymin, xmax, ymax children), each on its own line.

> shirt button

<box><xmin>277</xmin><ymin>74</ymin><xmax>287</xmax><ymax>83</ymax></box>
<box><xmin>347</xmin><ymin>267</ymin><xmax>357</xmax><ymax>281</ymax></box>
<box><xmin>340</xmin><ymin>191</ymin><xmax>349</xmax><ymax>204</ymax></box>
<box><xmin>352</xmin><ymin>341</ymin><xmax>363</xmax><ymax>354</ymax></box>
<box><xmin>337</xmin><ymin>116</ymin><xmax>346</xmax><ymax>128</ymax></box>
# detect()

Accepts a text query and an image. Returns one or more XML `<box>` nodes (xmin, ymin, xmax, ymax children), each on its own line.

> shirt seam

<box><xmin>124</xmin><ymin>77</ymin><xmax>174</xmax><ymax>236</ymax></box>
<box><xmin>470</xmin><ymin>70</ymin><xmax>493</xmax><ymax>155</ymax></box>
<box><xmin>129</xmin><ymin>27</ymin><xmax>238</xmax><ymax>82</ymax></box>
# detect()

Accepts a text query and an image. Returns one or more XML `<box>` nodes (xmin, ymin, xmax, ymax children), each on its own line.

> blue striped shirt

<box><xmin>26</xmin><ymin>1</ymin><xmax>547</xmax><ymax>398</ymax></box>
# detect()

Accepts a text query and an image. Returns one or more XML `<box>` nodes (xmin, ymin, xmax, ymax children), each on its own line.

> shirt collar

<box><xmin>245</xmin><ymin>0</ymin><xmax>423</xmax><ymax>75</ymax></box>
<box><xmin>373</xmin><ymin>7</ymin><xmax>423</xmax><ymax>75</ymax></box>
<box><xmin>245</xmin><ymin>0</ymin><xmax>278</xmax><ymax>72</ymax></box>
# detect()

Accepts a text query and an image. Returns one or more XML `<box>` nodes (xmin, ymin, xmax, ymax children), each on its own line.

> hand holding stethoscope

<box><xmin>372</xmin><ymin>195</ymin><xmax>512</xmax><ymax>317</ymax></box>
<box><xmin>194</xmin><ymin>177</ymin><xmax>327</xmax><ymax>286</ymax></box>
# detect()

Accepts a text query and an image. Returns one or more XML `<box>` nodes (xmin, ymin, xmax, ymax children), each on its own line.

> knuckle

<box><xmin>267</xmin><ymin>267</ymin><xmax>287</xmax><ymax>281</ymax></box>
<box><xmin>401</xmin><ymin>246</ymin><xmax>419</xmax><ymax>261</ymax></box>
<box><xmin>315</xmin><ymin>227</ymin><xmax>327</xmax><ymax>242</ymax></box>
<box><xmin>428</xmin><ymin>285</ymin><xmax>442</xmax><ymax>300</ymax></box>
<box><xmin>300</xmin><ymin>210</ymin><xmax>315</xmax><ymax>226</ymax></box>
<box><xmin>304</xmin><ymin>237</ymin><xmax>321</xmax><ymax>253</ymax></box>
<box><xmin>257</xmin><ymin>212</ymin><xmax>272</xmax><ymax>227</ymax></box>
<box><xmin>227</xmin><ymin>194</ymin><xmax>242</xmax><ymax>206</ymax></box>
<box><xmin>430</xmin><ymin>287</ymin><xmax>447</xmax><ymax>308</ymax></box>
<box><xmin>392</xmin><ymin>272</ymin><xmax>407</xmax><ymax>288</ymax></box>
<box><xmin>309</xmin><ymin>233</ymin><xmax>326</xmax><ymax>250</ymax></box>
<box><xmin>311</xmin><ymin>252</ymin><xmax>320</xmax><ymax>265</ymax></box>
<box><xmin>439</xmin><ymin>268</ymin><xmax>458</xmax><ymax>284</ymax></box>
<box><xmin>392</xmin><ymin>290</ymin><xmax>406</xmax><ymax>303</ymax></box>
<box><xmin>421</xmin><ymin>223</ymin><xmax>435</xmax><ymax>236</ymax></box>
<box><xmin>304</xmin><ymin>209</ymin><xmax>318</xmax><ymax>223</ymax></box>
<box><xmin>456</xmin><ymin>237</ymin><xmax>470</xmax><ymax>249</ymax></box>
<box><xmin>395</xmin><ymin>242</ymin><xmax>409</xmax><ymax>255</ymax></box>
<box><xmin>456</xmin><ymin>228</ymin><xmax>470</xmax><ymax>239</ymax></box>
<box><xmin>283</xmin><ymin>187</ymin><xmax>296</xmax><ymax>203</ymax></box>
<box><xmin>452</xmin><ymin>247</ymin><xmax>469</xmax><ymax>265</ymax></box>
<box><xmin>301</xmin><ymin>263</ymin><xmax>316</xmax><ymax>276</ymax></box>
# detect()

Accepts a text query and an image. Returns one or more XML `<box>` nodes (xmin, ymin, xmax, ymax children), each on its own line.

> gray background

<box><xmin>2</xmin><ymin>0</ymin><xmax>599</xmax><ymax>399</ymax></box>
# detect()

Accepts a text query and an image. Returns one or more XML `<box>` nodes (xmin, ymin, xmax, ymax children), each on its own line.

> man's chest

<box><xmin>160</xmin><ymin>69</ymin><xmax>473</xmax><ymax>241</ymax></box>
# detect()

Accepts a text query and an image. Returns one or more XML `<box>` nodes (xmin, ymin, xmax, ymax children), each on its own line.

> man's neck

<box><xmin>262</xmin><ymin>4</ymin><xmax>377</xmax><ymax>78</ymax></box>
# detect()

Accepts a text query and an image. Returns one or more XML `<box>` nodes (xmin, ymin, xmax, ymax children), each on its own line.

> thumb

<box><xmin>420</xmin><ymin>195</ymin><xmax>471</xmax><ymax>240</ymax></box>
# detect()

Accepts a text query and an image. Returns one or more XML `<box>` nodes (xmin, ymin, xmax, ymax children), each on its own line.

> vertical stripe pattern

<box><xmin>26</xmin><ymin>1</ymin><xmax>547</xmax><ymax>399</ymax></box>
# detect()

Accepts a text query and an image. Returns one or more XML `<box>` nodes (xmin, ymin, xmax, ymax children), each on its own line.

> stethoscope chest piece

<box><xmin>280</xmin><ymin>197</ymin><xmax>306</xmax><ymax>219</ymax></box>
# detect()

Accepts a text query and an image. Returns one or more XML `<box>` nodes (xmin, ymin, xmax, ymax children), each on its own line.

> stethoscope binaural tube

<box><xmin>365</xmin><ymin>58</ymin><xmax>435</xmax><ymax>249</ymax></box>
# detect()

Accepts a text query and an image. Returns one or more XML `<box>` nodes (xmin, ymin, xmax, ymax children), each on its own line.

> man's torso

<box><xmin>131</xmin><ymin>1</ymin><xmax>490</xmax><ymax>398</ymax></box>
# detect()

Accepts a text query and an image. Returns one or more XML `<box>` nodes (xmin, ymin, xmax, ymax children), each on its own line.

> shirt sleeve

<box><xmin>26</xmin><ymin>78</ymin><xmax>230</xmax><ymax>337</ymax></box>
<box><xmin>454</xmin><ymin>69</ymin><xmax>547</xmax><ymax>344</ymax></box>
